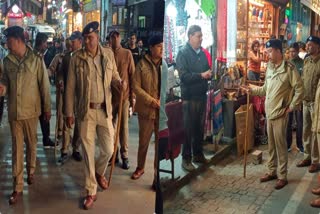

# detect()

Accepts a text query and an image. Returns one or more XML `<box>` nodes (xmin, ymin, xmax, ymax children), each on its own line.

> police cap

<box><xmin>3</xmin><ymin>26</ymin><xmax>24</xmax><ymax>40</ymax></box>
<box><xmin>148</xmin><ymin>35</ymin><xmax>163</xmax><ymax>46</ymax></box>
<box><xmin>70</xmin><ymin>31</ymin><xmax>82</xmax><ymax>40</ymax></box>
<box><xmin>265</xmin><ymin>39</ymin><xmax>282</xmax><ymax>52</ymax></box>
<box><xmin>82</xmin><ymin>21</ymin><xmax>99</xmax><ymax>36</ymax></box>
<box><xmin>306</xmin><ymin>36</ymin><xmax>320</xmax><ymax>45</ymax></box>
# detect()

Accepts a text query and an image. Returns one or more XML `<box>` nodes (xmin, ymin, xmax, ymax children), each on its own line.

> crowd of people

<box><xmin>0</xmin><ymin>22</ymin><xmax>162</xmax><ymax>210</ymax></box>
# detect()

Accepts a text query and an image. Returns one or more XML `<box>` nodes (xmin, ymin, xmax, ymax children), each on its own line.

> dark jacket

<box><xmin>176</xmin><ymin>42</ymin><xmax>210</xmax><ymax>100</ymax></box>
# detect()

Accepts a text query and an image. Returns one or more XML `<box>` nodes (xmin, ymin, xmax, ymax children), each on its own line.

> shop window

<box><xmin>138</xmin><ymin>16</ymin><xmax>146</xmax><ymax>28</ymax></box>
<box><xmin>112</xmin><ymin>6</ymin><xmax>127</xmax><ymax>26</ymax></box>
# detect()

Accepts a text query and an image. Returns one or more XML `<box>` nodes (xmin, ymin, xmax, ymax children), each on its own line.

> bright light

<box><xmin>48</xmin><ymin>4</ymin><xmax>52</xmax><ymax>9</ymax></box>
<box><xmin>75</xmin><ymin>13</ymin><xmax>82</xmax><ymax>25</ymax></box>
<box><xmin>12</xmin><ymin>4</ymin><xmax>19</xmax><ymax>13</ymax></box>
<box><xmin>62</xmin><ymin>19</ymin><xmax>66</xmax><ymax>25</ymax></box>
<box><xmin>249</xmin><ymin>0</ymin><xmax>264</xmax><ymax>7</ymax></box>
<box><xmin>167</xmin><ymin>3</ymin><xmax>177</xmax><ymax>18</ymax></box>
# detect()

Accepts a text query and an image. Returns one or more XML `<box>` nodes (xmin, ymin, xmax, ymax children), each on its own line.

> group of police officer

<box><xmin>0</xmin><ymin>20</ymin><xmax>162</xmax><ymax>210</ymax></box>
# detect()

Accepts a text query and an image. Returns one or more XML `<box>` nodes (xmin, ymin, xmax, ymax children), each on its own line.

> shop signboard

<box><xmin>83</xmin><ymin>0</ymin><xmax>101</xmax><ymax>12</ymax></box>
<box><xmin>301</xmin><ymin>0</ymin><xmax>320</xmax><ymax>14</ymax></box>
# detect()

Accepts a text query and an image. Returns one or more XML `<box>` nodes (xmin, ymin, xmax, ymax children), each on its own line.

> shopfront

<box><xmin>83</xmin><ymin>0</ymin><xmax>101</xmax><ymax>26</ymax></box>
<box><xmin>235</xmin><ymin>0</ymin><xmax>281</xmax><ymax>74</ymax></box>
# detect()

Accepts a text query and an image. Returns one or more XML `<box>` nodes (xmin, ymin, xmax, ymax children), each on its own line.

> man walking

<box><xmin>176</xmin><ymin>25</ymin><xmax>212</xmax><ymax>171</ymax></box>
<box><xmin>58</xmin><ymin>31</ymin><xmax>83</xmax><ymax>163</ymax></box>
<box><xmin>0</xmin><ymin>26</ymin><xmax>51</xmax><ymax>204</ymax></box>
<box><xmin>34</xmin><ymin>32</ymin><xmax>55</xmax><ymax>148</ymax></box>
<box><xmin>109</xmin><ymin>30</ymin><xmax>135</xmax><ymax>170</ymax></box>
<box><xmin>287</xmin><ymin>42</ymin><xmax>304</xmax><ymax>152</ymax></box>
<box><xmin>296</xmin><ymin>36</ymin><xmax>320</xmax><ymax>173</ymax></box>
<box><xmin>246</xmin><ymin>39</ymin><xmax>303</xmax><ymax>190</ymax></box>
<box><xmin>65</xmin><ymin>21</ymin><xmax>123</xmax><ymax>210</ymax></box>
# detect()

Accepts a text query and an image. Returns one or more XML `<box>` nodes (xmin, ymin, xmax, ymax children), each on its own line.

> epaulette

<box><xmin>286</xmin><ymin>60</ymin><xmax>295</xmax><ymax>70</ymax></box>
<box><xmin>70</xmin><ymin>48</ymin><xmax>82</xmax><ymax>57</ymax></box>
<box><xmin>33</xmin><ymin>50</ymin><xmax>43</xmax><ymax>58</ymax></box>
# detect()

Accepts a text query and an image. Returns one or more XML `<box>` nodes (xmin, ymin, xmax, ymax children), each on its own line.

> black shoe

<box><xmin>43</xmin><ymin>139</ymin><xmax>56</xmax><ymax>149</ymax></box>
<box><xmin>58</xmin><ymin>153</ymin><xmax>68</xmax><ymax>163</ymax></box>
<box><xmin>122</xmin><ymin>158</ymin><xmax>130</xmax><ymax>170</ymax></box>
<box><xmin>72</xmin><ymin>151</ymin><xmax>82</xmax><ymax>162</ymax></box>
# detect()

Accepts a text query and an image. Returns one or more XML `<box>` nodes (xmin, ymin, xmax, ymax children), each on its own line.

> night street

<box><xmin>164</xmin><ymin>144</ymin><xmax>320</xmax><ymax>214</ymax></box>
<box><xmin>0</xmin><ymin>88</ymin><xmax>155</xmax><ymax>214</ymax></box>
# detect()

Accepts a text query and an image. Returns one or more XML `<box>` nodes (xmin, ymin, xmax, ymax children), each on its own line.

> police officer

<box><xmin>246</xmin><ymin>39</ymin><xmax>304</xmax><ymax>190</ymax></box>
<box><xmin>296</xmin><ymin>36</ymin><xmax>320</xmax><ymax>173</ymax></box>
<box><xmin>310</xmin><ymin>79</ymin><xmax>320</xmax><ymax>207</ymax></box>
<box><xmin>34</xmin><ymin>33</ymin><xmax>56</xmax><ymax>148</ymax></box>
<box><xmin>65</xmin><ymin>22</ymin><xmax>123</xmax><ymax>210</ymax></box>
<box><xmin>0</xmin><ymin>26</ymin><xmax>51</xmax><ymax>205</ymax></box>
<box><xmin>109</xmin><ymin>30</ymin><xmax>135</xmax><ymax>170</ymax></box>
<box><xmin>58</xmin><ymin>31</ymin><xmax>83</xmax><ymax>163</ymax></box>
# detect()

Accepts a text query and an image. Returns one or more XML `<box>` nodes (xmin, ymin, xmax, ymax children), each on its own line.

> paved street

<box><xmin>164</xmin><ymin>144</ymin><xmax>320</xmax><ymax>214</ymax></box>
<box><xmin>0</xmin><ymin>88</ymin><xmax>155</xmax><ymax>214</ymax></box>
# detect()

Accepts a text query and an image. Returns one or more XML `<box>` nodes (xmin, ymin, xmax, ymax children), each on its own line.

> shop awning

<box><xmin>266</xmin><ymin>0</ymin><xmax>289</xmax><ymax>6</ymax></box>
<box><xmin>301</xmin><ymin>0</ymin><xmax>320</xmax><ymax>14</ymax></box>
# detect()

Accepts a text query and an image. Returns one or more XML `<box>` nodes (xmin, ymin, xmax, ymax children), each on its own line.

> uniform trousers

<box><xmin>303</xmin><ymin>103</ymin><xmax>319</xmax><ymax>163</ymax></box>
<box><xmin>137</xmin><ymin>114</ymin><xmax>158</xmax><ymax>175</ymax></box>
<box><xmin>80</xmin><ymin>109</ymin><xmax>114</xmax><ymax>195</ymax></box>
<box><xmin>112</xmin><ymin>99</ymin><xmax>130</xmax><ymax>159</ymax></box>
<box><xmin>267</xmin><ymin>114</ymin><xmax>288</xmax><ymax>180</ymax></box>
<box><xmin>10</xmin><ymin>117</ymin><xmax>38</xmax><ymax>192</ymax></box>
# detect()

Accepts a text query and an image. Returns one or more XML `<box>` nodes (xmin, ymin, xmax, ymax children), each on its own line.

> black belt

<box><xmin>89</xmin><ymin>102</ymin><xmax>106</xmax><ymax>109</ymax></box>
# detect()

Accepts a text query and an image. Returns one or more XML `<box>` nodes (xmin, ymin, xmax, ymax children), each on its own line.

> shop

<box><xmin>83</xmin><ymin>0</ymin><xmax>101</xmax><ymax>26</ymax></box>
<box><xmin>6</xmin><ymin>4</ymin><xmax>24</xmax><ymax>27</ymax></box>
<box><xmin>301</xmin><ymin>0</ymin><xmax>320</xmax><ymax>37</ymax></box>
<box><xmin>235</xmin><ymin>0</ymin><xmax>281</xmax><ymax>75</ymax></box>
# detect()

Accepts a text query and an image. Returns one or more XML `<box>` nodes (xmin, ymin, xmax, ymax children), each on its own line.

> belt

<box><xmin>89</xmin><ymin>102</ymin><xmax>106</xmax><ymax>109</ymax></box>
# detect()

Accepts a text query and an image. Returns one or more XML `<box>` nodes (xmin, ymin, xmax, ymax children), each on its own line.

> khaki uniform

<box><xmin>49</xmin><ymin>53</ymin><xmax>65</xmax><ymax>137</ymax></box>
<box><xmin>1</xmin><ymin>46</ymin><xmax>51</xmax><ymax>192</ymax></box>
<box><xmin>302</xmin><ymin>55</ymin><xmax>320</xmax><ymax>163</ymax></box>
<box><xmin>111</xmin><ymin>47</ymin><xmax>135</xmax><ymax>159</ymax></box>
<box><xmin>133</xmin><ymin>54</ymin><xmax>160</xmax><ymax>171</ymax></box>
<box><xmin>65</xmin><ymin>46</ymin><xmax>121</xmax><ymax>195</ymax></box>
<box><xmin>313</xmin><ymin>80</ymin><xmax>320</xmax><ymax>155</ymax></box>
<box><xmin>252</xmin><ymin>60</ymin><xmax>304</xmax><ymax>180</ymax></box>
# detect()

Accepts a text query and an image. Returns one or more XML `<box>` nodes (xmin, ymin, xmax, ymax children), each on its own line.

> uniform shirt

<box><xmin>252</xmin><ymin>60</ymin><xmax>304</xmax><ymax>120</ymax></box>
<box><xmin>302</xmin><ymin>54</ymin><xmax>320</xmax><ymax>102</ymax></box>
<box><xmin>88</xmin><ymin>49</ymin><xmax>105</xmax><ymax>104</ymax></box>
<box><xmin>312</xmin><ymin>80</ymin><xmax>320</xmax><ymax>133</ymax></box>
<box><xmin>112</xmin><ymin>47</ymin><xmax>135</xmax><ymax>102</ymax></box>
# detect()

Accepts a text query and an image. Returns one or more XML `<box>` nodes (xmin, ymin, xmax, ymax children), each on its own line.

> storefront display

<box><xmin>236</xmin><ymin>0</ymin><xmax>279</xmax><ymax>75</ymax></box>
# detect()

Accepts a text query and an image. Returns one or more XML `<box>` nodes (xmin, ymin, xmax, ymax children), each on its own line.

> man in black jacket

<box><xmin>176</xmin><ymin>25</ymin><xmax>212</xmax><ymax>171</ymax></box>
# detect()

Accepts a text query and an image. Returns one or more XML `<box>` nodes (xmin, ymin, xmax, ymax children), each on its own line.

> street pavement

<box><xmin>164</xmin><ymin>144</ymin><xmax>320</xmax><ymax>214</ymax></box>
<box><xmin>0</xmin><ymin>88</ymin><xmax>155</xmax><ymax>214</ymax></box>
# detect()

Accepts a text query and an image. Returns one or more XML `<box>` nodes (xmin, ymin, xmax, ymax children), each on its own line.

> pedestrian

<box><xmin>127</xmin><ymin>33</ymin><xmax>140</xmax><ymax>65</ymax></box>
<box><xmin>310</xmin><ymin>79</ymin><xmax>320</xmax><ymax>207</ymax></box>
<box><xmin>0</xmin><ymin>26</ymin><xmax>51</xmax><ymax>205</ymax></box>
<box><xmin>299</xmin><ymin>42</ymin><xmax>308</xmax><ymax>60</ymax></box>
<box><xmin>58</xmin><ymin>31</ymin><xmax>83</xmax><ymax>163</ymax></box>
<box><xmin>109</xmin><ymin>30</ymin><xmax>135</xmax><ymax>170</ymax></box>
<box><xmin>246</xmin><ymin>39</ymin><xmax>304</xmax><ymax>190</ymax></box>
<box><xmin>48</xmin><ymin>39</ymin><xmax>72</xmax><ymax>143</ymax></box>
<box><xmin>34</xmin><ymin>33</ymin><xmax>55</xmax><ymax>148</ymax></box>
<box><xmin>175</xmin><ymin>25</ymin><xmax>212</xmax><ymax>172</ymax></box>
<box><xmin>296</xmin><ymin>36</ymin><xmax>320</xmax><ymax>173</ymax></box>
<box><xmin>287</xmin><ymin>42</ymin><xmax>304</xmax><ymax>153</ymax></box>
<box><xmin>131</xmin><ymin>35</ymin><xmax>162</xmax><ymax>182</ymax></box>
<box><xmin>248</xmin><ymin>40</ymin><xmax>262</xmax><ymax>81</ymax></box>
<box><xmin>64</xmin><ymin>21</ymin><xmax>123</xmax><ymax>210</ymax></box>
